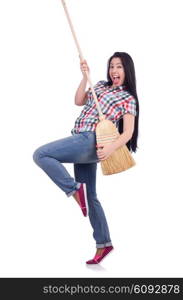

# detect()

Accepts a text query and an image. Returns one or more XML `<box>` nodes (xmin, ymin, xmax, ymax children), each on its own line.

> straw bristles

<box><xmin>100</xmin><ymin>145</ymin><xmax>136</xmax><ymax>175</ymax></box>
<box><xmin>96</xmin><ymin>119</ymin><xmax>136</xmax><ymax>175</ymax></box>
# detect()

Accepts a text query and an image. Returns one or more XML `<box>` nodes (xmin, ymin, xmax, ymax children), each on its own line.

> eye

<box><xmin>109</xmin><ymin>65</ymin><xmax>123</xmax><ymax>69</ymax></box>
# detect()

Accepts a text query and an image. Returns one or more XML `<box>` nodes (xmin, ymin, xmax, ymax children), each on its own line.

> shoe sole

<box><xmin>83</xmin><ymin>183</ymin><xmax>89</xmax><ymax>217</ymax></box>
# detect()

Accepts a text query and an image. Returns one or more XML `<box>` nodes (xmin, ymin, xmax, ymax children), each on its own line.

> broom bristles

<box><xmin>96</xmin><ymin>119</ymin><xmax>136</xmax><ymax>175</ymax></box>
<box><xmin>101</xmin><ymin>145</ymin><xmax>135</xmax><ymax>175</ymax></box>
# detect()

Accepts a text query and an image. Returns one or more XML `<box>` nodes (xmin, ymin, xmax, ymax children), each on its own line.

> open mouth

<box><xmin>112</xmin><ymin>75</ymin><xmax>120</xmax><ymax>85</ymax></box>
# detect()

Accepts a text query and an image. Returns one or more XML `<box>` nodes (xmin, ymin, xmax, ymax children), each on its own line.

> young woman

<box><xmin>33</xmin><ymin>52</ymin><xmax>139</xmax><ymax>264</ymax></box>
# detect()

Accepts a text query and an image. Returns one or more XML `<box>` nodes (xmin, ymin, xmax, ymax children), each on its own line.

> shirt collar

<box><xmin>108</xmin><ymin>84</ymin><xmax>127</xmax><ymax>92</ymax></box>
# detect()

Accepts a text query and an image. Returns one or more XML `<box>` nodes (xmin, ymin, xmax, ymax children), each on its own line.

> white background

<box><xmin>0</xmin><ymin>0</ymin><xmax>183</xmax><ymax>277</ymax></box>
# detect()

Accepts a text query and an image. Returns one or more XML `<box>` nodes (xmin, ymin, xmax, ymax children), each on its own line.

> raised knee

<box><xmin>33</xmin><ymin>147</ymin><xmax>43</xmax><ymax>165</ymax></box>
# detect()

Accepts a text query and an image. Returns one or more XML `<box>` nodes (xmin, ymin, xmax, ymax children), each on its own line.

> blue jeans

<box><xmin>33</xmin><ymin>131</ymin><xmax>112</xmax><ymax>248</ymax></box>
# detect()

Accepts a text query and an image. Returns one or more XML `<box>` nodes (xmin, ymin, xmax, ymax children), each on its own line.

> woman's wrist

<box><xmin>81</xmin><ymin>73</ymin><xmax>88</xmax><ymax>83</ymax></box>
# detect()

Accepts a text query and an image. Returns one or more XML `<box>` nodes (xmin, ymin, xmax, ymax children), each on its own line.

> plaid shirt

<box><xmin>71</xmin><ymin>80</ymin><xmax>137</xmax><ymax>134</ymax></box>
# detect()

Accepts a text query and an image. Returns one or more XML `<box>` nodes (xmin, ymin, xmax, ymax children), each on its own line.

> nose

<box><xmin>111</xmin><ymin>68</ymin><xmax>118</xmax><ymax>73</ymax></box>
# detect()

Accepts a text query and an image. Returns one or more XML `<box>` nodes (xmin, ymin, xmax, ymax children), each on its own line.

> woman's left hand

<box><xmin>96</xmin><ymin>143</ymin><xmax>116</xmax><ymax>161</ymax></box>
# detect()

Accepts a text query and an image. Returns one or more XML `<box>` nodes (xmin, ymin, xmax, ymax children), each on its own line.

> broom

<box><xmin>61</xmin><ymin>0</ymin><xmax>136</xmax><ymax>175</ymax></box>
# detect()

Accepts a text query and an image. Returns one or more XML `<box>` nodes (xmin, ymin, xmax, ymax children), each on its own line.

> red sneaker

<box><xmin>86</xmin><ymin>246</ymin><xmax>114</xmax><ymax>264</ymax></box>
<box><xmin>75</xmin><ymin>183</ymin><xmax>89</xmax><ymax>217</ymax></box>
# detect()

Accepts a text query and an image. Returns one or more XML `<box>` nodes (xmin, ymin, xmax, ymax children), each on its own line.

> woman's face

<box><xmin>109</xmin><ymin>57</ymin><xmax>125</xmax><ymax>87</ymax></box>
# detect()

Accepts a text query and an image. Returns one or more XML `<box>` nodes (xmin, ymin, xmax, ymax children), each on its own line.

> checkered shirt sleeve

<box><xmin>122</xmin><ymin>94</ymin><xmax>137</xmax><ymax>116</ymax></box>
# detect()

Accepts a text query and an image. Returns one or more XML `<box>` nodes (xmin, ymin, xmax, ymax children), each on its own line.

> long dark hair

<box><xmin>106</xmin><ymin>52</ymin><xmax>139</xmax><ymax>153</ymax></box>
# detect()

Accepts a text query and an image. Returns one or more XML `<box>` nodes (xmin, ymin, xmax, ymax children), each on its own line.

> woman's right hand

<box><xmin>80</xmin><ymin>59</ymin><xmax>90</xmax><ymax>78</ymax></box>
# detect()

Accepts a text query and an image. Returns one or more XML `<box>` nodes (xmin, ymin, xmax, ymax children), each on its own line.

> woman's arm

<box><xmin>113</xmin><ymin>113</ymin><xmax>135</xmax><ymax>150</ymax></box>
<box><xmin>74</xmin><ymin>77</ymin><xmax>88</xmax><ymax>106</ymax></box>
<box><xmin>75</xmin><ymin>60</ymin><xmax>90</xmax><ymax>106</ymax></box>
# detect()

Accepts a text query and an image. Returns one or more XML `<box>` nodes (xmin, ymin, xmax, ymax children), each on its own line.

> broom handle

<box><xmin>61</xmin><ymin>0</ymin><xmax>104</xmax><ymax>120</ymax></box>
